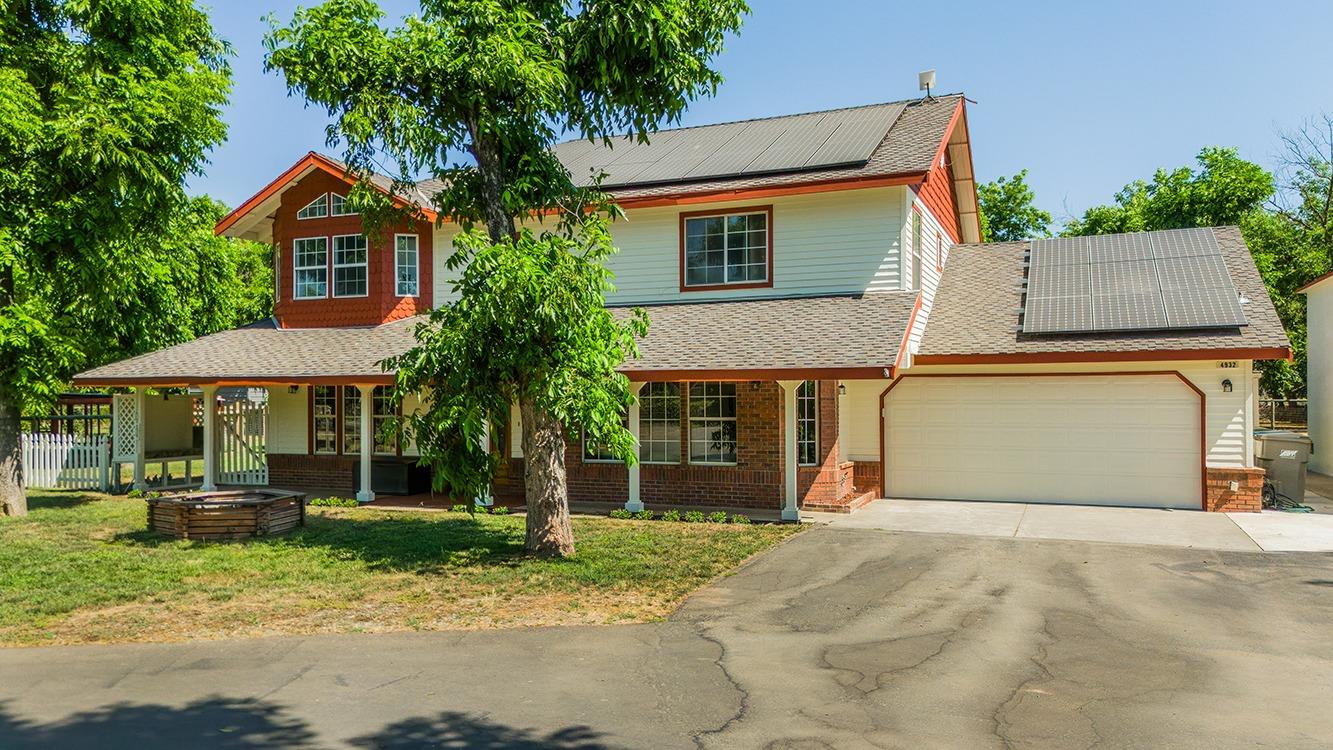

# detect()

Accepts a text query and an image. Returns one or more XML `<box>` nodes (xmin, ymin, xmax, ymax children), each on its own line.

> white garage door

<box><xmin>884</xmin><ymin>375</ymin><xmax>1201</xmax><ymax>509</ymax></box>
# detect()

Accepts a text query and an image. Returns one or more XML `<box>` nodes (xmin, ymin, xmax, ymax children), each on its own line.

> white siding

<box><xmin>431</xmin><ymin>224</ymin><xmax>465</xmax><ymax>306</ymax></box>
<box><xmin>142</xmin><ymin>395</ymin><xmax>194</xmax><ymax>454</ymax></box>
<box><xmin>841</xmin><ymin>379</ymin><xmax>890</xmax><ymax>462</ymax></box>
<box><xmin>898</xmin><ymin>190</ymin><xmax>955</xmax><ymax>367</ymax></box>
<box><xmin>268</xmin><ymin>386</ymin><xmax>308</xmax><ymax>454</ymax></box>
<box><xmin>1308</xmin><ymin>284</ymin><xmax>1333</xmax><ymax>474</ymax></box>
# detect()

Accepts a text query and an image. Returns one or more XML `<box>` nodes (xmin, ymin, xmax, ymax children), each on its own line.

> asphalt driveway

<box><xmin>2</xmin><ymin>527</ymin><xmax>1330</xmax><ymax>749</ymax></box>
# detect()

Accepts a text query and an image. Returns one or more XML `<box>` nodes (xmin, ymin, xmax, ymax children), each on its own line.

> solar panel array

<box><xmin>552</xmin><ymin>102</ymin><xmax>906</xmax><ymax>188</ymax></box>
<box><xmin>1022</xmin><ymin>228</ymin><xmax>1248</xmax><ymax>334</ymax></box>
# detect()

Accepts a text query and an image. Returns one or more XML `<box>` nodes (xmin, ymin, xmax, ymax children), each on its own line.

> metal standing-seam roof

<box><xmin>917</xmin><ymin>225</ymin><xmax>1291</xmax><ymax>363</ymax></box>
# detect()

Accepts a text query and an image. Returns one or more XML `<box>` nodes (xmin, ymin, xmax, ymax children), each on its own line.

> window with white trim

<box><xmin>293</xmin><ymin>237</ymin><xmax>328</xmax><ymax>299</ymax></box>
<box><xmin>910</xmin><ymin>210</ymin><xmax>923</xmax><ymax>290</ymax></box>
<box><xmin>640</xmin><ymin>383</ymin><xmax>681</xmax><ymax>464</ymax></box>
<box><xmin>342</xmin><ymin>387</ymin><xmax>362</xmax><ymax>455</ymax></box>
<box><xmin>329</xmin><ymin>193</ymin><xmax>355</xmax><ymax>216</ymax></box>
<box><xmin>371</xmin><ymin>386</ymin><xmax>397</xmax><ymax>455</ymax></box>
<box><xmin>312</xmin><ymin>386</ymin><xmax>337</xmax><ymax>454</ymax></box>
<box><xmin>797</xmin><ymin>380</ymin><xmax>817</xmax><ymax>466</ymax></box>
<box><xmin>297</xmin><ymin>194</ymin><xmax>328</xmax><ymax>219</ymax></box>
<box><xmin>395</xmin><ymin>235</ymin><xmax>419</xmax><ymax>297</ymax></box>
<box><xmin>683</xmin><ymin>210</ymin><xmax>768</xmax><ymax>287</ymax></box>
<box><xmin>332</xmin><ymin>234</ymin><xmax>368</xmax><ymax>297</ymax></box>
<box><xmin>582</xmin><ymin>431</ymin><xmax>618</xmax><ymax>462</ymax></box>
<box><xmin>688</xmin><ymin>381</ymin><xmax>737</xmax><ymax>464</ymax></box>
<box><xmin>935</xmin><ymin>229</ymin><xmax>943</xmax><ymax>271</ymax></box>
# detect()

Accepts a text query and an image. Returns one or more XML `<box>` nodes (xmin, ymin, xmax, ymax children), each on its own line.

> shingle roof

<box><xmin>918</xmin><ymin>225</ymin><xmax>1291</xmax><ymax>361</ymax></box>
<box><xmin>73</xmin><ymin>293</ymin><xmax>919</xmax><ymax>386</ymax></box>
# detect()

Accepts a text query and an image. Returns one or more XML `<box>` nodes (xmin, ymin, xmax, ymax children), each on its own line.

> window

<box><xmin>293</xmin><ymin>237</ymin><xmax>328</xmax><ymax>299</ymax></box>
<box><xmin>910</xmin><ymin>209</ymin><xmax>923</xmax><ymax>290</ymax></box>
<box><xmin>371</xmin><ymin>386</ymin><xmax>397</xmax><ymax>455</ymax></box>
<box><xmin>312</xmin><ymin>386</ymin><xmax>337</xmax><ymax>454</ymax></box>
<box><xmin>342</xmin><ymin>387</ymin><xmax>362</xmax><ymax>455</ymax></box>
<box><xmin>640</xmin><ymin>383</ymin><xmax>681</xmax><ymax>464</ymax></box>
<box><xmin>582</xmin><ymin>431</ymin><xmax>619</xmax><ymax>462</ymax></box>
<box><xmin>395</xmin><ymin>235</ymin><xmax>419</xmax><ymax>297</ymax></box>
<box><xmin>297</xmin><ymin>194</ymin><xmax>328</xmax><ymax>219</ymax></box>
<box><xmin>688</xmin><ymin>382</ymin><xmax>737</xmax><ymax>464</ymax></box>
<box><xmin>935</xmin><ymin>230</ymin><xmax>944</xmax><ymax>272</ymax></box>
<box><xmin>683</xmin><ymin>208</ymin><xmax>769</xmax><ymax>288</ymax></box>
<box><xmin>332</xmin><ymin>234</ymin><xmax>368</xmax><ymax>297</ymax></box>
<box><xmin>329</xmin><ymin>193</ymin><xmax>354</xmax><ymax>216</ymax></box>
<box><xmin>797</xmin><ymin>380</ymin><xmax>817</xmax><ymax>466</ymax></box>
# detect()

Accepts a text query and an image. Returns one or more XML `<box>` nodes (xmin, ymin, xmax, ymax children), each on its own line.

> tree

<box><xmin>0</xmin><ymin>0</ymin><xmax>232</xmax><ymax>516</ymax></box>
<box><xmin>265</xmin><ymin>0</ymin><xmax>747</xmax><ymax>556</ymax></box>
<box><xmin>977</xmin><ymin>170</ymin><xmax>1052</xmax><ymax>241</ymax></box>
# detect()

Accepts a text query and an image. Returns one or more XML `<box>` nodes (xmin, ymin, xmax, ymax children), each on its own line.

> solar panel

<box><xmin>552</xmin><ymin>102</ymin><xmax>906</xmax><ymax>188</ymax></box>
<box><xmin>1022</xmin><ymin>228</ymin><xmax>1248</xmax><ymax>334</ymax></box>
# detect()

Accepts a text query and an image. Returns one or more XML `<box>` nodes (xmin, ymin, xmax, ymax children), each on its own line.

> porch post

<box><xmin>200</xmin><ymin>385</ymin><xmax>218</xmax><ymax>491</ymax></box>
<box><xmin>356</xmin><ymin>384</ymin><xmax>375</xmax><ymax>503</ymax></box>
<box><xmin>475</xmin><ymin>419</ymin><xmax>493</xmax><ymax>507</ymax></box>
<box><xmin>778</xmin><ymin>380</ymin><xmax>801</xmax><ymax>522</ymax></box>
<box><xmin>131</xmin><ymin>388</ymin><xmax>147</xmax><ymax>492</ymax></box>
<box><xmin>626</xmin><ymin>382</ymin><xmax>645</xmax><ymax>512</ymax></box>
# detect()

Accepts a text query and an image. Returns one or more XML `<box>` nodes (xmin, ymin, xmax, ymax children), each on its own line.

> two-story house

<box><xmin>74</xmin><ymin>94</ymin><xmax>1291</xmax><ymax>515</ymax></box>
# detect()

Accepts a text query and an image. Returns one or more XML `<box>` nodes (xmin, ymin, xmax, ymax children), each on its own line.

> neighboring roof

<box><xmin>918</xmin><ymin>226</ymin><xmax>1292</xmax><ymax>364</ymax></box>
<box><xmin>73</xmin><ymin>293</ymin><xmax>919</xmax><ymax>386</ymax></box>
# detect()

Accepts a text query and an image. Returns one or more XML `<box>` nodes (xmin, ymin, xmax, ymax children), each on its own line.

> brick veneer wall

<box><xmin>494</xmin><ymin>380</ymin><xmax>846</xmax><ymax>511</ymax></box>
<box><xmin>852</xmin><ymin>461</ymin><xmax>882</xmax><ymax>498</ymax></box>
<box><xmin>1204</xmin><ymin>466</ymin><xmax>1264</xmax><ymax>512</ymax></box>
<box><xmin>268</xmin><ymin>453</ymin><xmax>357</xmax><ymax>495</ymax></box>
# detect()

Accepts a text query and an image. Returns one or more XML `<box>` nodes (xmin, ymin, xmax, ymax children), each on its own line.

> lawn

<box><xmin>0</xmin><ymin>491</ymin><xmax>802</xmax><ymax>647</ymax></box>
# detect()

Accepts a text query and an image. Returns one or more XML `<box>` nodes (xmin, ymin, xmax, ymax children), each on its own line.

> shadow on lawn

<box><xmin>25</xmin><ymin>491</ymin><xmax>105</xmax><ymax>511</ymax></box>
<box><xmin>0</xmin><ymin>698</ymin><xmax>618</xmax><ymax>749</ymax></box>
<box><xmin>114</xmin><ymin>510</ymin><xmax>533</xmax><ymax>575</ymax></box>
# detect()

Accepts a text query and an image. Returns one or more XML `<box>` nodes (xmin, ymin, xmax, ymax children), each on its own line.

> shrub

<box><xmin>633</xmin><ymin>509</ymin><xmax>655</xmax><ymax>521</ymax></box>
<box><xmin>127</xmin><ymin>489</ymin><xmax>144</xmax><ymax>499</ymax></box>
<box><xmin>707</xmin><ymin>511</ymin><xmax>729</xmax><ymax>523</ymax></box>
<box><xmin>661</xmin><ymin>509</ymin><xmax>682</xmax><ymax>522</ymax></box>
<box><xmin>308</xmin><ymin>496</ymin><xmax>358</xmax><ymax>508</ymax></box>
<box><xmin>683</xmin><ymin>510</ymin><xmax>706</xmax><ymax>523</ymax></box>
<box><xmin>729</xmin><ymin>513</ymin><xmax>752</xmax><ymax>525</ymax></box>
<box><xmin>609</xmin><ymin>508</ymin><xmax>633</xmax><ymax>519</ymax></box>
<box><xmin>450</xmin><ymin>503</ymin><xmax>470</xmax><ymax>513</ymax></box>
<box><xmin>491</xmin><ymin>505</ymin><xmax>511</xmax><ymax>515</ymax></box>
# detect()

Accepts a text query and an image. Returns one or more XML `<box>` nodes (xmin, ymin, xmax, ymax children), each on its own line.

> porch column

<box><xmin>131</xmin><ymin>388</ymin><xmax>147</xmax><ymax>492</ymax></box>
<box><xmin>778</xmin><ymin>380</ymin><xmax>801</xmax><ymax>522</ymax></box>
<box><xmin>356</xmin><ymin>384</ymin><xmax>375</xmax><ymax>503</ymax></box>
<box><xmin>475</xmin><ymin>419</ymin><xmax>493</xmax><ymax>507</ymax></box>
<box><xmin>200</xmin><ymin>385</ymin><xmax>218</xmax><ymax>491</ymax></box>
<box><xmin>625</xmin><ymin>382</ymin><xmax>645</xmax><ymax>512</ymax></box>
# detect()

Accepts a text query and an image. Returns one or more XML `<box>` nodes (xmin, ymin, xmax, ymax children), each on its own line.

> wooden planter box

<box><xmin>146</xmin><ymin>489</ymin><xmax>307</xmax><ymax>540</ymax></box>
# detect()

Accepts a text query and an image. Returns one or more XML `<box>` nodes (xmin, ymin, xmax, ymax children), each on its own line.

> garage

<box><xmin>883</xmin><ymin>374</ymin><xmax>1202</xmax><ymax>509</ymax></box>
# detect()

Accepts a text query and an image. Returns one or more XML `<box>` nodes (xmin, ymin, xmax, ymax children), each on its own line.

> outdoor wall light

<box><xmin>838</xmin><ymin>384</ymin><xmax>847</xmax><ymax>396</ymax></box>
<box><xmin>288</xmin><ymin>385</ymin><xmax>300</xmax><ymax>394</ymax></box>
<box><xmin>1222</xmin><ymin>379</ymin><xmax>1233</xmax><ymax>393</ymax></box>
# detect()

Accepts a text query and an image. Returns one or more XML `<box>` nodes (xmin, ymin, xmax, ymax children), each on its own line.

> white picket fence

<box><xmin>21</xmin><ymin>433</ymin><xmax>110</xmax><ymax>491</ymax></box>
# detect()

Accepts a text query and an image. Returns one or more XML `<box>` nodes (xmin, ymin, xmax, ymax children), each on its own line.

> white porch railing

<box><xmin>218</xmin><ymin>398</ymin><xmax>268</xmax><ymax>485</ymax></box>
<box><xmin>21</xmin><ymin>433</ymin><xmax>110</xmax><ymax>491</ymax></box>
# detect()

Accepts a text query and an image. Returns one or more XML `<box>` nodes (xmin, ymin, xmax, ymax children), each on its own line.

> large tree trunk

<box><xmin>519</xmin><ymin>396</ymin><xmax>574</xmax><ymax>557</ymax></box>
<box><xmin>467</xmin><ymin>125</ymin><xmax>518</xmax><ymax>243</ymax></box>
<box><xmin>0</xmin><ymin>388</ymin><xmax>26</xmax><ymax>517</ymax></box>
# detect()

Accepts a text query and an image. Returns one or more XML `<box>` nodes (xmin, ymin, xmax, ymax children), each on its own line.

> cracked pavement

<box><xmin>2</xmin><ymin>527</ymin><xmax>1331</xmax><ymax>748</ymax></box>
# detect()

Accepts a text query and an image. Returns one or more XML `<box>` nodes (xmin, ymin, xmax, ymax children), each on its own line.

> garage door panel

<box><xmin>884</xmin><ymin>375</ymin><xmax>1201</xmax><ymax>509</ymax></box>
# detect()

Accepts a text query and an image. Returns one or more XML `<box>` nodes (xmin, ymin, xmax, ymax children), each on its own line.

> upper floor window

<box><xmin>293</xmin><ymin>237</ymin><xmax>328</xmax><ymax>299</ymax></box>
<box><xmin>329</xmin><ymin>193</ymin><xmax>354</xmax><ymax>216</ymax></box>
<box><xmin>797</xmin><ymin>380</ymin><xmax>817</xmax><ymax>466</ymax></box>
<box><xmin>332</xmin><ymin>234</ymin><xmax>368</xmax><ymax>297</ymax></box>
<box><xmin>640</xmin><ymin>382</ymin><xmax>681</xmax><ymax>464</ymax></box>
<box><xmin>682</xmin><ymin>207</ymin><xmax>771</xmax><ymax>290</ymax></box>
<box><xmin>395</xmin><ymin>235</ymin><xmax>419</xmax><ymax>297</ymax></box>
<box><xmin>688</xmin><ymin>381</ymin><xmax>737</xmax><ymax>464</ymax></box>
<box><xmin>297</xmin><ymin>194</ymin><xmax>328</xmax><ymax>220</ymax></box>
<box><xmin>935</xmin><ymin>229</ymin><xmax>944</xmax><ymax>272</ymax></box>
<box><xmin>910</xmin><ymin>209</ymin><xmax>923</xmax><ymax>291</ymax></box>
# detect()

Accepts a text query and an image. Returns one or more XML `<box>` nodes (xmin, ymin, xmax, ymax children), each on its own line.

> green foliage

<box><xmin>661</xmin><ymin>510</ymin><xmax>682</xmax><ymax>522</ymax></box>
<box><xmin>490</xmin><ymin>505</ymin><xmax>511</xmax><ymax>515</ymax></box>
<box><xmin>633</xmin><ymin>509</ymin><xmax>655</xmax><ymax>521</ymax></box>
<box><xmin>0</xmin><ymin>0</ymin><xmax>233</xmax><ymax>413</ymax></box>
<box><xmin>977</xmin><ymin>170</ymin><xmax>1052</xmax><ymax>241</ymax></box>
<box><xmin>608</xmin><ymin>508</ymin><xmax>633</xmax><ymax>520</ymax></box>
<box><xmin>385</xmin><ymin>206</ymin><xmax>647</xmax><ymax>499</ymax></box>
<box><xmin>449</xmin><ymin>504</ymin><xmax>470</xmax><ymax>513</ymax></box>
<box><xmin>308</xmin><ymin>497</ymin><xmax>359</xmax><ymax>508</ymax></box>
<box><xmin>683</xmin><ymin>510</ymin><xmax>705</xmax><ymax>523</ymax></box>
<box><xmin>707</xmin><ymin>511</ymin><xmax>728</xmax><ymax>523</ymax></box>
<box><xmin>729</xmin><ymin>513</ymin><xmax>752</xmax><ymax>525</ymax></box>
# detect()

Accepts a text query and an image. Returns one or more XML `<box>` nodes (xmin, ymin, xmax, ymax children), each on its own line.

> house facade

<box><xmin>74</xmin><ymin>94</ymin><xmax>1291</xmax><ymax>515</ymax></box>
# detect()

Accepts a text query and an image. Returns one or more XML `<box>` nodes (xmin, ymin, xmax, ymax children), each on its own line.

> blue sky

<box><xmin>199</xmin><ymin>0</ymin><xmax>1333</xmax><ymax>228</ymax></box>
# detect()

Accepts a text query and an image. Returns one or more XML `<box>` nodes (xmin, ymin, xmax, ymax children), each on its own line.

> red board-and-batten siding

<box><xmin>273</xmin><ymin>170</ymin><xmax>433</xmax><ymax>329</ymax></box>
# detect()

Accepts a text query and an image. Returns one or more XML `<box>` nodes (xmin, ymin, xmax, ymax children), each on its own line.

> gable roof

<box><xmin>918</xmin><ymin>226</ymin><xmax>1291</xmax><ymax>364</ymax></box>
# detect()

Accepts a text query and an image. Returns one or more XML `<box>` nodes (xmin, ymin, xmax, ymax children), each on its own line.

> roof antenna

<box><xmin>918</xmin><ymin>69</ymin><xmax>937</xmax><ymax>102</ymax></box>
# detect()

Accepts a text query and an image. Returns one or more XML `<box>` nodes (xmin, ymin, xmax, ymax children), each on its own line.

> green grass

<box><xmin>0</xmin><ymin>490</ymin><xmax>801</xmax><ymax>646</ymax></box>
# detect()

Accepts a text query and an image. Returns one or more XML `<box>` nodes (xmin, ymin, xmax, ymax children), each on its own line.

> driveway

<box><xmin>832</xmin><ymin>498</ymin><xmax>1333</xmax><ymax>552</ymax></box>
<box><xmin>2</xmin><ymin>527</ymin><xmax>1330</xmax><ymax>749</ymax></box>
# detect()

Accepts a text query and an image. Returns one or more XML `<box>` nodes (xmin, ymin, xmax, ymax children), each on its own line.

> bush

<box><xmin>633</xmin><ymin>509</ymin><xmax>655</xmax><ymax>521</ymax></box>
<box><xmin>491</xmin><ymin>505</ymin><xmax>511</xmax><ymax>515</ymax></box>
<box><xmin>609</xmin><ymin>508</ymin><xmax>633</xmax><ymax>519</ymax></box>
<box><xmin>308</xmin><ymin>496</ymin><xmax>358</xmax><ymax>508</ymax></box>
<box><xmin>450</xmin><ymin>504</ymin><xmax>470</xmax><ymax>513</ymax></box>
<box><xmin>683</xmin><ymin>510</ymin><xmax>706</xmax><ymax>523</ymax></box>
<box><xmin>730</xmin><ymin>513</ymin><xmax>752</xmax><ymax>525</ymax></box>
<box><xmin>127</xmin><ymin>489</ymin><xmax>144</xmax><ymax>499</ymax></box>
<box><xmin>707</xmin><ymin>511</ymin><xmax>728</xmax><ymax>523</ymax></box>
<box><xmin>661</xmin><ymin>509</ymin><xmax>682</xmax><ymax>522</ymax></box>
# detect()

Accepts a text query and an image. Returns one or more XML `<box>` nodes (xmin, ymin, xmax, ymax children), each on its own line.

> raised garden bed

<box><xmin>146</xmin><ymin>489</ymin><xmax>307</xmax><ymax>540</ymax></box>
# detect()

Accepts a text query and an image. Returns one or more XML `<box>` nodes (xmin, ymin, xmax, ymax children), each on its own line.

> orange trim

<box><xmin>69</xmin><ymin>374</ymin><xmax>396</xmax><ymax>388</ymax></box>
<box><xmin>678</xmin><ymin>205</ymin><xmax>774</xmax><ymax>293</ymax></box>
<box><xmin>1297</xmin><ymin>269</ymin><xmax>1333</xmax><ymax>293</ymax></box>
<box><xmin>925</xmin><ymin>99</ymin><xmax>964</xmax><ymax>184</ymax></box>
<box><xmin>617</xmin><ymin>172</ymin><xmax>927</xmax><ymax>210</ymax></box>
<box><xmin>914</xmin><ymin>347</ymin><xmax>1292</xmax><ymax>366</ymax></box>
<box><xmin>880</xmin><ymin>370</ymin><xmax>1208</xmax><ymax>510</ymax></box>
<box><xmin>892</xmin><ymin>294</ymin><xmax>924</xmax><ymax>372</ymax></box>
<box><xmin>623</xmin><ymin>366</ymin><xmax>891</xmax><ymax>382</ymax></box>
<box><xmin>214</xmin><ymin>152</ymin><xmax>436</xmax><ymax>237</ymax></box>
